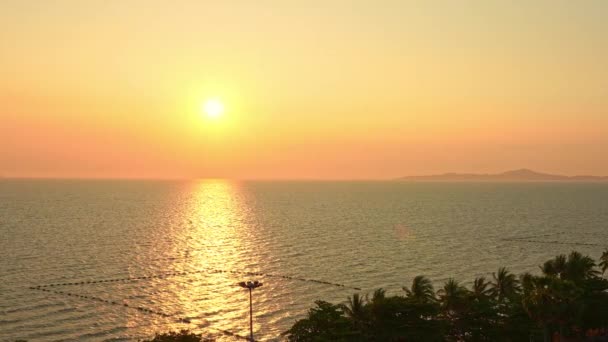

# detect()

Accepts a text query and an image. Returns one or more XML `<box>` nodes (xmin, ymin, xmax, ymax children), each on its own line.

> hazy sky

<box><xmin>1</xmin><ymin>0</ymin><xmax>607</xmax><ymax>179</ymax></box>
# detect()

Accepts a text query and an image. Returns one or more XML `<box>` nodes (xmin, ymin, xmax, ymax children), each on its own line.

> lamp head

<box><xmin>239</xmin><ymin>280</ymin><xmax>263</xmax><ymax>289</ymax></box>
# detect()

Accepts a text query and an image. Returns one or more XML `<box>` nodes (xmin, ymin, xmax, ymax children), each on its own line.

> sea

<box><xmin>1</xmin><ymin>179</ymin><xmax>608</xmax><ymax>341</ymax></box>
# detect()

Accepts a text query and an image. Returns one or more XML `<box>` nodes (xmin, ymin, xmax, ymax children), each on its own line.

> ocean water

<box><xmin>1</xmin><ymin>180</ymin><xmax>608</xmax><ymax>341</ymax></box>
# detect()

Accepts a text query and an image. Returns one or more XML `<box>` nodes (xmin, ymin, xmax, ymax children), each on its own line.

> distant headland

<box><xmin>398</xmin><ymin>168</ymin><xmax>608</xmax><ymax>182</ymax></box>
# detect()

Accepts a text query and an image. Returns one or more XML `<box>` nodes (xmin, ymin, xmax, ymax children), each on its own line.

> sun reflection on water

<box><xmin>150</xmin><ymin>179</ymin><xmax>263</xmax><ymax>339</ymax></box>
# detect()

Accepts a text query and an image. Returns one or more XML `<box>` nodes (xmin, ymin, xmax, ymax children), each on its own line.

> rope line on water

<box><xmin>501</xmin><ymin>238</ymin><xmax>608</xmax><ymax>248</ymax></box>
<box><xmin>28</xmin><ymin>286</ymin><xmax>249</xmax><ymax>340</ymax></box>
<box><xmin>32</xmin><ymin>268</ymin><xmax>362</xmax><ymax>291</ymax></box>
<box><xmin>505</xmin><ymin>231</ymin><xmax>567</xmax><ymax>240</ymax></box>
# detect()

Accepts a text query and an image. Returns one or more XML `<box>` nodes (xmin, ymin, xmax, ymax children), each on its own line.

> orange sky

<box><xmin>1</xmin><ymin>1</ymin><xmax>607</xmax><ymax>179</ymax></box>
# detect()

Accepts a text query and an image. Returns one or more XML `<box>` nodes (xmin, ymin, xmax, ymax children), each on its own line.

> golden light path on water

<box><xmin>143</xmin><ymin>180</ymin><xmax>275</xmax><ymax>340</ymax></box>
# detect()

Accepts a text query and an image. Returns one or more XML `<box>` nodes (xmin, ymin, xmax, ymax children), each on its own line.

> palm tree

<box><xmin>366</xmin><ymin>288</ymin><xmax>386</xmax><ymax>305</ymax></box>
<box><xmin>522</xmin><ymin>275</ymin><xmax>582</xmax><ymax>342</ymax></box>
<box><xmin>470</xmin><ymin>276</ymin><xmax>492</xmax><ymax>301</ymax></box>
<box><xmin>564</xmin><ymin>251</ymin><xmax>598</xmax><ymax>283</ymax></box>
<box><xmin>437</xmin><ymin>278</ymin><xmax>468</xmax><ymax>314</ymax></box>
<box><xmin>437</xmin><ymin>279</ymin><xmax>469</xmax><ymax>340</ymax></box>
<box><xmin>521</xmin><ymin>276</ymin><xmax>555</xmax><ymax>342</ymax></box>
<box><xmin>540</xmin><ymin>254</ymin><xmax>567</xmax><ymax>278</ymax></box>
<box><xmin>341</xmin><ymin>293</ymin><xmax>366</xmax><ymax>321</ymax></box>
<box><xmin>600</xmin><ymin>249</ymin><xmax>608</xmax><ymax>275</ymax></box>
<box><xmin>520</xmin><ymin>272</ymin><xmax>535</xmax><ymax>293</ymax></box>
<box><xmin>403</xmin><ymin>275</ymin><xmax>436</xmax><ymax>303</ymax></box>
<box><xmin>490</xmin><ymin>267</ymin><xmax>520</xmax><ymax>302</ymax></box>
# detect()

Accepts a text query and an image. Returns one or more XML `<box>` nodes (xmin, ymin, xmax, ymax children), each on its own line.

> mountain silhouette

<box><xmin>398</xmin><ymin>169</ymin><xmax>608</xmax><ymax>181</ymax></box>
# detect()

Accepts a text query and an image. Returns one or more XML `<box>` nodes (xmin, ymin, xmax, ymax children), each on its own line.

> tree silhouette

<box><xmin>490</xmin><ymin>267</ymin><xmax>520</xmax><ymax>302</ymax></box>
<box><xmin>600</xmin><ymin>249</ymin><xmax>608</xmax><ymax>275</ymax></box>
<box><xmin>403</xmin><ymin>275</ymin><xmax>436</xmax><ymax>303</ymax></box>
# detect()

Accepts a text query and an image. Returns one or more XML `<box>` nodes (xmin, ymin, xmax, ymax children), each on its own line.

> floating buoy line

<box><xmin>501</xmin><ymin>238</ymin><xmax>608</xmax><ymax>247</ymax></box>
<box><xmin>500</xmin><ymin>231</ymin><xmax>608</xmax><ymax>248</ymax></box>
<box><xmin>32</xmin><ymin>268</ymin><xmax>361</xmax><ymax>291</ymax></box>
<box><xmin>28</xmin><ymin>286</ymin><xmax>248</xmax><ymax>339</ymax></box>
<box><xmin>28</xmin><ymin>268</ymin><xmax>361</xmax><ymax>340</ymax></box>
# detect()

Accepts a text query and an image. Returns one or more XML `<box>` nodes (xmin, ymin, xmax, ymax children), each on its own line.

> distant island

<box><xmin>398</xmin><ymin>168</ymin><xmax>608</xmax><ymax>182</ymax></box>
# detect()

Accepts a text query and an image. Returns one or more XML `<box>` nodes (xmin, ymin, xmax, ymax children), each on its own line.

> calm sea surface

<box><xmin>1</xmin><ymin>180</ymin><xmax>608</xmax><ymax>341</ymax></box>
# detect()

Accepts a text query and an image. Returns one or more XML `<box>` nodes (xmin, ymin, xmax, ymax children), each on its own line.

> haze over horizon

<box><xmin>2</xmin><ymin>1</ymin><xmax>607</xmax><ymax>179</ymax></box>
<box><xmin>3</xmin><ymin>168</ymin><xmax>608</xmax><ymax>181</ymax></box>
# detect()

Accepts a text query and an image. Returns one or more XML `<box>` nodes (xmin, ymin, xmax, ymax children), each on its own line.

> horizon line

<box><xmin>2</xmin><ymin>168</ymin><xmax>607</xmax><ymax>182</ymax></box>
<box><xmin>0</xmin><ymin>176</ymin><xmax>395</xmax><ymax>181</ymax></box>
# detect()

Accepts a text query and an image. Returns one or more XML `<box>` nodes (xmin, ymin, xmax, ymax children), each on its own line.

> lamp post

<box><xmin>238</xmin><ymin>280</ymin><xmax>263</xmax><ymax>341</ymax></box>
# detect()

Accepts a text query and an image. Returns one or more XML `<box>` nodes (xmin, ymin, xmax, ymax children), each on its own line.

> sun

<box><xmin>202</xmin><ymin>99</ymin><xmax>224</xmax><ymax>118</ymax></box>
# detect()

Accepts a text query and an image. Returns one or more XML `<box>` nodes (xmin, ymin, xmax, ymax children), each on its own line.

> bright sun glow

<box><xmin>203</xmin><ymin>99</ymin><xmax>224</xmax><ymax>118</ymax></box>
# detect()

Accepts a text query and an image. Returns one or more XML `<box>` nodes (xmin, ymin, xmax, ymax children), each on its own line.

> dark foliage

<box><xmin>141</xmin><ymin>330</ymin><xmax>215</xmax><ymax>342</ymax></box>
<box><xmin>284</xmin><ymin>301</ymin><xmax>356</xmax><ymax>341</ymax></box>
<box><xmin>285</xmin><ymin>250</ymin><xmax>608</xmax><ymax>342</ymax></box>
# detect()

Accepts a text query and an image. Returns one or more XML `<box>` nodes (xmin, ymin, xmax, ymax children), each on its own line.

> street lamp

<box><xmin>238</xmin><ymin>280</ymin><xmax>263</xmax><ymax>341</ymax></box>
